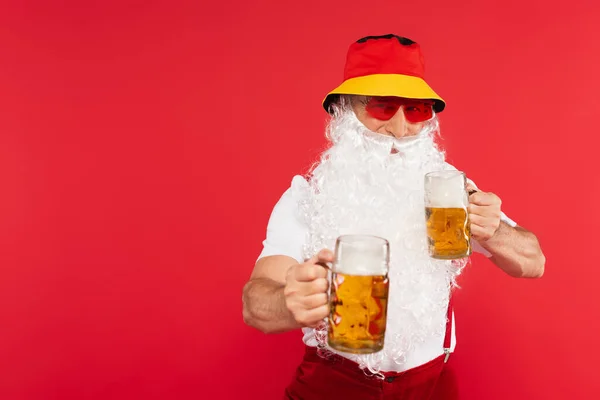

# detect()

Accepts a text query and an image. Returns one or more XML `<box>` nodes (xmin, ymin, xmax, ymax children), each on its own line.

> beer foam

<box><xmin>335</xmin><ymin>239</ymin><xmax>388</xmax><ymax>276</ymax></box>
<box><xmin>425</xmin><ymin>172</ymin><xmax>467</xmax><ymax>208</ymax></box>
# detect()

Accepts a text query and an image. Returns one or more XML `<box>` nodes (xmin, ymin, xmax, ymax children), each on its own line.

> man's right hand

<box><xmin>283</xmin><ymin>249</ymin><xmax>334</xmax><ymax>328</ymax></box>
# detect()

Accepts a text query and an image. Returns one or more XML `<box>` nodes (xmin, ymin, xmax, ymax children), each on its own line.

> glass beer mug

<box><xmin>424</xmin><ymin>170</ymin><xmax>472</xmax><ymax>259</ymax></box>
<box><xmin>327</xmin><ymin>234</ymin><xmax>390</xmax><ymax>354</ymax></box>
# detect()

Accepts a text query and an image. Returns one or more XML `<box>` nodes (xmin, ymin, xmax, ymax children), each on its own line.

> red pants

<box><xmin>284</xmin><ymin>295</ymin><xmax>455</xmax><ymax>399</ymax></box>
<box><xmin>283</xmin><ymin>346</ymin><xmax>445</xmax><ymax>400</ymax></box>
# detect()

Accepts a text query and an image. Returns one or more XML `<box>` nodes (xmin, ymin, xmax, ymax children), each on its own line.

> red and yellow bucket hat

<box><xmin>323</xmin><ymin>34</ymin><xmax>445</xmax><ymax>114</ymax></box>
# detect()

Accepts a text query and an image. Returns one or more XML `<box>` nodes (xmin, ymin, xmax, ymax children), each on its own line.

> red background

<box><xmin>1</xmin><ymin>1</ymin><xmax>598</xmax><ymax>399</ymax></box>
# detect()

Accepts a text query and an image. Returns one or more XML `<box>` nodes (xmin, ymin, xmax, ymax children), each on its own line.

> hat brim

<box><xmin>323</xmin><ymin>74</ymin><xmax>445</xmax><ymax>114</ymax></box>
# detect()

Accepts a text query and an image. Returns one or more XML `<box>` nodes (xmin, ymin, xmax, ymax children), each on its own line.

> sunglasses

<box><xmin>365</xmin><ymin>96</ymin><xmax>434</xmax><ymax>123</ymax></box>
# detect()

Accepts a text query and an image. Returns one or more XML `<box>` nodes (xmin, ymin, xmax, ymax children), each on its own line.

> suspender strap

<box><xmin>443</xmin><ymin>292</ymin><xmax>453</xmax><ymax>363</ymax></box>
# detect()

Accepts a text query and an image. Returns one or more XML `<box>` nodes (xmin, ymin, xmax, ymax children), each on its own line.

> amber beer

<box><xmin>425</xmin><ymin>207</ymin><xmax>471</xmax><ymax>259</ymax></box>
<box><xmin>328</xmin><ymin>235</ymin><xmax>390</xmax><ymax>354</ymax></box>
<box><xmin>424</xmin><ymin>171</ymin><xmax>471</xmax><ymax>259</ymax></box>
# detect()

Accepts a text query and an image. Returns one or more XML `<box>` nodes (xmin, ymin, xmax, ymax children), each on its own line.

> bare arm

<box><xmin>242</xmin><ymin>255</ymin><xmax>301</xmax><ymax>334</ymax></box>
<box><xmin>468</xmin><ymin>187</ymin><xmax>545</xmax><ymax>279</ymax></box>
<box><xmin>479</xmin><ymin>223</ymin><xmax>545</xmax><ymax>278</ymax></box>
<box><xmin>242</xmin><ymin>251</ymin><xmax>332</xmax><ymax>334</ymax></box>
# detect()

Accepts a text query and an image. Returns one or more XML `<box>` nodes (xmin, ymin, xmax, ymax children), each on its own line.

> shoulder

<box><xmin>270</xmin><ymin>175</ymin><xmax>309</xmax><ymax>215</ymax></box>
<box><xmin>256</xmin><ymin>175</ymin><xmax>309</xmax><ymax>263</ymax></box>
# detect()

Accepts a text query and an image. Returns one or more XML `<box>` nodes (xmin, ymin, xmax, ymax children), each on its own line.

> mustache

<box><xmin>362</xmin><ymin>130</ymin><xmax>434</xmax><ymax>152</ymax></box>
<box><xmin>327</xmin><ymin>110</ymin><xmax>440</xmax><ymax>156</ymax></box>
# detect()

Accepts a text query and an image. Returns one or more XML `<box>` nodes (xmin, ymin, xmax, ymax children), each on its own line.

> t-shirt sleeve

<box><xmin>256</xmin><ymin>176</ymin><xmax>308</xmax><ymax>264</ymax></box>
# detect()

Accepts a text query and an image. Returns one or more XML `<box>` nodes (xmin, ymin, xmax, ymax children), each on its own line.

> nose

<box><xmin>383</xmin><ymin>106</ymin><xmax>410</xmax><ymax>138</ymax></box>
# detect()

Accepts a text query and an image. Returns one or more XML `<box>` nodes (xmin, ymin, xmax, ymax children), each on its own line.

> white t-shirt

<box><xmin>257</xmin><ymin>174</ymin><xmax>517</xmax><ymax>371</ymax></box>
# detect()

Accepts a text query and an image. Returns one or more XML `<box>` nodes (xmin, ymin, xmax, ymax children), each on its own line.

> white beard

<box><xmin>295</xmin><ymin>110</ymin><xmax>467</xmax><ymax>376</ymax></box>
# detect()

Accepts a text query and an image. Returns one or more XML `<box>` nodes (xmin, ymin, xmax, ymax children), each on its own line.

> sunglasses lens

<box><xmin>403</xmin><ymin>101</ymin><xmax>433</xmax><ymax>123</ymax></box>
<box><xmin>365</xmin><ymin>97</ymin><xmax>400</xmax><ymax>121</ymax></box>
<box><xmin>365</xmin><ymin>97</ymin><xmax>433</xmax><ymax>123</ymax></box>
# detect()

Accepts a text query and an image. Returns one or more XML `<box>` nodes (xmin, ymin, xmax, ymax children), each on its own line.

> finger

<box><xmin>295</xmin><ymin>278</ymin><xmax>329</xmax><ymax>295</ymax></box>
<box><xmin>311</xmin><ymin>278</ymin><xmax>329</xmax><ymax>294</ymax></box>
<box><xmin>468</xmin><ymin>213</ymin><xmax>492</xmax><ymax>227</ymax></box>
<box><xmin>302</xmin><ymin>293</ymin><xmax>329</xmax><ymax>309</ymax></box>
<box><xmin>295</xmin><ymin>263</ymin><xmax>328</xmax><ymax>282</ymax></box>
<box><xmin>470</xmin><ymin>224</ymin><xmax>488</xmax><ymax>239</ymax></box>
<box><xmin>298</xmin><ymin>305</ymin><xmax>330</xmax><ymax>327</ymax></box>
<box><xmin>469</xmin><ymin>191</ymin><xmax>501</xmax><ymax>206</ymax></box>
<box><xmin>469</xmin><ymin>215</ymin><xmax>499</xmax><ymax>239</ymax></box>
<box><xmin>468</xmin><ymin>204</ymin><xmax>501</xmax><ymax>219</ymax></box>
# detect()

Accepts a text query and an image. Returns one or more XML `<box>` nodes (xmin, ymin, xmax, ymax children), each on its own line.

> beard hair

<box><xmin>295</xmin><ymin>105</ymin><xmax>468</xmax><ymax>376</ymax></box>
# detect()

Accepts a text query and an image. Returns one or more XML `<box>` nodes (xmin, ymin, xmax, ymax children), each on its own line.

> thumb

<box><xmin>466</xmin><ymin>182</ymin><xmax>478</xmax><ymax>196</ymax></box>
<box><xmin>305</xmin><ymin>248</ymin><xmax>334</xmax><ymax>265</ymax></box>
<box><xmin>315</xmin><ymin>249</ymin><xmax>334</xmax><ymax>264</ymax></box>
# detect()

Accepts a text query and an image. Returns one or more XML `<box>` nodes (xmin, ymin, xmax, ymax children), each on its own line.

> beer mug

<box><xmin>424</xmin><ymin>170</ymin><xmax>471</xmax><ymax>259</ymax></box>
<box><xmin>327</xmin><ymin>234</ymin><xmax>390</xmax><ymax>354</ymax></box>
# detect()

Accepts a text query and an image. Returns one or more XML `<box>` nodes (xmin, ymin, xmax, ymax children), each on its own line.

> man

<box><xmin>242</xmin><ymin>34</ymin><xmax>545</xmax><ymax>399</ymax></box>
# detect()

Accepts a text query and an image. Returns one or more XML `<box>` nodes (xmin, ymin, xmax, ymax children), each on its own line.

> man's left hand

<box><xmin>467</xmin><ymin>185</ymin><xmax>502</xmax><ymax>242</ymax></box>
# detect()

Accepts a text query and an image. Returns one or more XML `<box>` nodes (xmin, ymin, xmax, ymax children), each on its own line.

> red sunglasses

<box><xmin>365</xmin><ymin>96</ymin><xmax>434</xmax><ymax>123</ymax></box>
